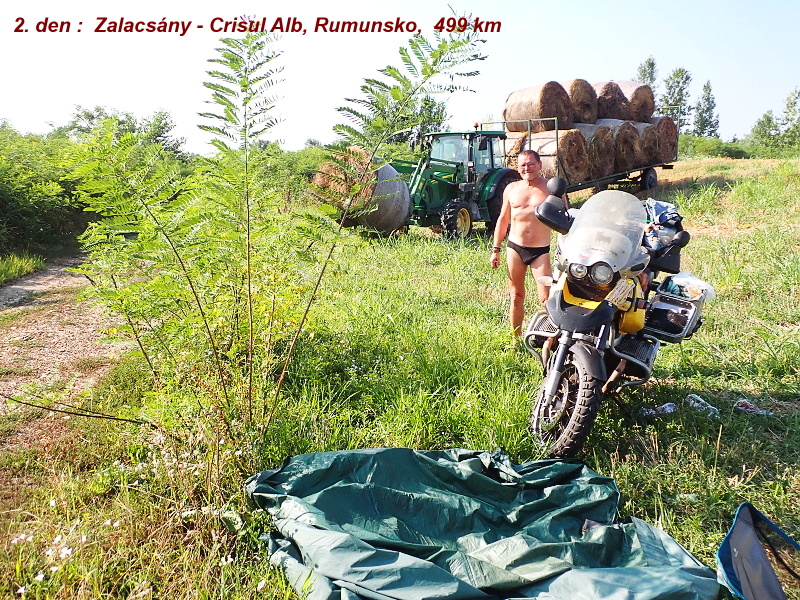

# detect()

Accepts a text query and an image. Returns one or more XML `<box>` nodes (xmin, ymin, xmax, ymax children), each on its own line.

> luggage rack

<box><xmin>642</xmin><ymin>277</ymin><xmax>707</xmax><ymax>344</ymax></box>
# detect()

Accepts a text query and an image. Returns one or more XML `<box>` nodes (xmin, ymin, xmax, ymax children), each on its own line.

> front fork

<box><xmin>541</xmin><ymin>324</ymin><xmax>613</xmax><ymax>404</ymax></box>
<box><xmin>542</xmin><ymin>331</ymin><xmax>573</xmax><ymax>404</ymax></box>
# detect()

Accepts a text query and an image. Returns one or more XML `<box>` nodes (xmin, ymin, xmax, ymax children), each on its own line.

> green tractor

<box><xmin>391</xmin><ymin>129</ymin><xmax>520</xmax><ymax>237</ymax></box>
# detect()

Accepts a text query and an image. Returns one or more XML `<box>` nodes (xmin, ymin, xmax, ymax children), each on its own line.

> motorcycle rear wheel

<box><xmin>529</xmin><ymin>346</ymin><xmax>603</xmax><ymax>458</ymax></box>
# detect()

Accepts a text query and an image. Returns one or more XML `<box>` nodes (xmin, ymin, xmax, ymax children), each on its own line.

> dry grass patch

<box><xmin>658</xmin><ymin>158</ymin><xmax>788</xmax><ymax>189</ymax></box>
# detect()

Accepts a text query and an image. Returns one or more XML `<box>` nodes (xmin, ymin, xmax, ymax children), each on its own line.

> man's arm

<box><xmin>489</xmin><ymin>186</ymin><xmax>512</xmax><ymax>268</ymax></box>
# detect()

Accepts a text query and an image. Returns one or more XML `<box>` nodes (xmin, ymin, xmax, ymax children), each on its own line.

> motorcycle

<box><xmin>523</xmin><ymin>178</ymin><xmax>706</xmax><ymax>458</ymax></box>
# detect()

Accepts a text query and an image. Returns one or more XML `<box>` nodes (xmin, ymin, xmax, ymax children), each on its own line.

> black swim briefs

<box><xmin>507</xmin><ymin>240</ymin><xmax>550</xmax><ymax>266</ymax></box>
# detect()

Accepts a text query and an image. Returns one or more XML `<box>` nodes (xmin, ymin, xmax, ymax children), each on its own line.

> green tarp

<box><xmin>246</xmin><ymin>448</ymin><xmax>719</xmax><ymax>600</ymax></box>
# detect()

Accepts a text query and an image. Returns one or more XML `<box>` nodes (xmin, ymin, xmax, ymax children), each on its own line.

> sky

<box><xmin>3</xmin><ymin>0</ymin><xmax>798</xmax><ymax>154</ymax></box>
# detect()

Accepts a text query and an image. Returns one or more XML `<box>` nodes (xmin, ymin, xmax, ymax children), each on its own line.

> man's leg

<box><xmin>529</xmin><ymin>253</ymin><xmax>553</xmax><ymax>305</ymax></box>
<box><xmin>506</xmin><ymin>249</ymin><xmax>528</xmax><ymax>335</ymax></box>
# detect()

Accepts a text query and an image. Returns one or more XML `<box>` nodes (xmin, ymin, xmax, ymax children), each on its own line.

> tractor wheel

<box><xmin>487</xmin><ymin>174</ymin><xmax>519</xmax><ymax>235</ymax></box>
<box><xmin>640</xmin><ymin>167</ymin><xmax>658</xmax><ymax>191</ymax></box>
<box><xmin>441</xmin><ymin>201</ymin><xmax>472</xmax><ymax>238</ymax></box>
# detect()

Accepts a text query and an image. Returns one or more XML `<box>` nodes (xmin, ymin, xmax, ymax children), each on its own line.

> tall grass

<box><xmin>3</xmin><ymin>99</ymin><xmax>800</xmax><ymax>600</ymax></box>
<box><xmin>0</xmin><ymin>250</ymin><xmax>45</xmax><ymax>284</ymax></box>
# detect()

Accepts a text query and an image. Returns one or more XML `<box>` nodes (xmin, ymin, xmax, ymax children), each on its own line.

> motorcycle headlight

<box><xmin>590</xmin><ymin>262</ymin><xmax>614</xmax><ymax>286</ymax></box>
<box><xmin>568</xmin><ymin>263</ymin><xmax>588</xmax><ymax>279</ymax></box>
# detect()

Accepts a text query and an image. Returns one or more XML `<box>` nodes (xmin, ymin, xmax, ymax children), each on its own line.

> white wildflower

<box><xmin>256</xmin><ymin>580</ymin><xmax>266</xmax><ymax>591</ymax></box>
<box><xmin>33</xmin><ymin>573</ymin><xmax>45</xmax><ymax>582</ymax></box>
<box><xmin>59</xmin><ymin>547</ymin><xmax>72</xmax><ymax>559</ymax></box>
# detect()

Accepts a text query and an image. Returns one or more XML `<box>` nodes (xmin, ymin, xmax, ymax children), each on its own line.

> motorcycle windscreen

<box><xmin>559</xmin><ymin>190</ymin><xmax>648</xmax><ymax>272</ymax></box>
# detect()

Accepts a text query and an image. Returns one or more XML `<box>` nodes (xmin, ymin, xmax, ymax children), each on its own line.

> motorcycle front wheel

<box><xmin>529</xmin><ymin>345</ymin><xmax>603</xmax><ymax>458</ymax></box>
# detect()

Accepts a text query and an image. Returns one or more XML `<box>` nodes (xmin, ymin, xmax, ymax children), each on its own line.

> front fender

<box><xmin>569</xmin><ymin>342</ymin><xmax>607</xmax><ymax>382</ymax></box>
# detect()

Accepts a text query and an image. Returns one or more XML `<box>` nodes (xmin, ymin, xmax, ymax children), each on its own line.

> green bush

<box><xmin>0</xmin><ymin>123</ymin><xmax>84</xmax><ymax>252</ymax></box>
<box><xmin>678</xmin><ymin>134</ymin><xmax>750</xmax><ymax>159</ymax></box>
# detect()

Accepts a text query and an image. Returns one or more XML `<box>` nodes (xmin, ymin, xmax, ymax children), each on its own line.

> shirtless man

<box><xmin>489</xmin><ymin>150</ymin><xmax>552</xmax><ymax>336</ymax></box>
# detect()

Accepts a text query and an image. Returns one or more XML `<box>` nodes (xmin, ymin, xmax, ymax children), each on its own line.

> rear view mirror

<box><xmin>671</xmin><ymin>230</ymin><xmax>691</xmax><ymax>248</ymax></box>
<box><xmin>536</xmin><ymin>195</ymin><xmax>573</xmax><ymax>235</ymax></box>
<box><xmin>547</xmin><ymin>177</ymin><xmax>567</xmax><ymax>198</ymax></box>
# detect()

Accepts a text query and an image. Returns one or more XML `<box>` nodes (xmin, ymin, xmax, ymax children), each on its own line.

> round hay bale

<box><xmin>596</xmin><ymin>119</ymin><xmax>639</xmax><ymax>173</ymax></box>
<box><xmin>593</xmin><ymin>82</ymin><xmax>631</xmax><ymax>121</ymax></box>
<box><xmin>573</xmin><ymin>123</ymin><xmax>614</xmax><ymax>180</ymax></box>
<box><xmin>616</xmin><ymin>81</ymin><xmax>656</xmax><ymax>122</ymax></box>
<box><xmin>311</xmin><ymin>146</ymin><xmax>377</xmax><ymax>209</ymax></box>
<box><xmin>356</xmin><ymin>163</ymin><xmax>411</xmax><ymax>233</ymax></box>
<box><xmin>632</xmin><ymin>122</ymin><xmax>660</xmax><ymax>167</ymax></box>
<box><xmin>650</xmin><ymin>116</ymin><xmax>678</xmax><ymax>162</ymax></box>
<box><xmin>503</xmin><ymin>81</ymin><xmax>573</xmax><ymax>133</ymax></box>
<box><xmin>560</xmin><ymin>79</ymin><xmax>597</xmax><ymax>124</ymax></box>
<box><xmin>505</xmin><ymin>130</ymin><xmax>590</xmax><ymax>184</ymax></box>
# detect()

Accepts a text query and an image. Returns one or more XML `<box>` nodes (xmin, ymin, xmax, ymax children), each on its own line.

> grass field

<box><xmin>2</xmin><ymin>158</ymin><xmax>799</xmax><ymax>598</ymax></box>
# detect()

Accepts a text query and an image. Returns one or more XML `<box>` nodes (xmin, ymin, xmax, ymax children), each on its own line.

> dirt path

<box><xmin>0</xmin><ymin>257</ymin><xmax>131</xmax><ymax>411</ymax></box>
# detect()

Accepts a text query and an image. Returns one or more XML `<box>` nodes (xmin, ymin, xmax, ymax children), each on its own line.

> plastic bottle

<box><xmin>639</xmin><ymin>402</ymin><xmax>677</xmax><ymax>418</ymax></box>
<box><xmin>683</xmin><ymin>394</ymin><xmax>720</xmax><ymax>419</ymax></box>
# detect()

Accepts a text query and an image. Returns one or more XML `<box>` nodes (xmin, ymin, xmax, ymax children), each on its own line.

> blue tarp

<box><xmin>246</xmin><ymin>448</ymin><xmax>720</xmax><ymax>600</ymax></box>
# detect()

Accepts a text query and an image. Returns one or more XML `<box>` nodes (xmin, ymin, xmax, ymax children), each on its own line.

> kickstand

<box><xmin>609</xmin><ymin>391</ymin><xmax>637</xmax><ymax>422</ymax></box>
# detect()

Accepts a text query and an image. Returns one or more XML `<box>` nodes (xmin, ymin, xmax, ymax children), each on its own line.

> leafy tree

<box><xmin>51</xmin><ymin>105</ymin><xmax>187</xmax><ymax>158</ymax></box>
<box><xmin>138</xmin><ymin>111</ymin><xmax>187</xmax><ymax>158</ymax></box>
<box><xmin>74</xmin><ymin>32</ymin><xmax>310</xmax><ymax>443</ymax></box>
<box><xmin>780</xmin><ymin>88</ymin><xmax>800</xmax><ymax>148</ymax></box>
<box><xmin>635</xmin><ymin>56</ymin><xmax>658</xmax><ymax>90</ymax></box>
<box><xmin>747</xmin><ymin>89</ymin><xmax>800</xmax><ymax>151</ymax></box>
<box><xmin>692</xmin><ymin>80</ymin><xmax>720</xmax><ymax>138</ymax></box>
<box><xmin>334</xmin><ymin>30</ymin><xmax>484</xmax><ymax>161</ymax></box>
<box><xmin>323</xmin><ymin>28</ymin><xmax>485</xmax><ymax>212</ymax></box>
<box><xmin>748</xmin><ymin>110</ymin><xmax>782</xmax><ymax>148</ymax></box>
<box><xmin>351</xmin><ymin>92</ymin><xmax>450</xmax><ymax>149</ymax></box>
<box><xmin>399</xmin><ymin>94</ymin><xmax>450</xmax><ymax>147</ymax></box>
<box><xmin>49</xmin><ymin>105</ymin><xmax>137</xmax><ymax>139</ymax></box>
<box><xmin>659</xmin><ymin>68</ymin><xmax>693</xmax><ymax>132</ymax></box>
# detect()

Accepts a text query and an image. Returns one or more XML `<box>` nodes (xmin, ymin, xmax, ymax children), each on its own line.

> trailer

<box><xmin>482</xmin><ymin>118</ymin><xmax>676</xmax><ymax>195</ymax></box>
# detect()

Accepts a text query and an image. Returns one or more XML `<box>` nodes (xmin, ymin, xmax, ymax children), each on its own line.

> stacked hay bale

<box><xmin>632</xmin><ymin>122</ymin><xmax>661</xmax><ymax>167</ymax></box>
<box><xmin>572</xmin><ymin>124</ymin><xmax>614</xmax><ymax>180</ymax></box>
<box><xmin>502</xmin><ymin>79</ymin><xmax>677</xmax><ymax>184</ymax></box>
<box><xmin>560</xmin><ymin>79</ymin><xmax>597</xmax><ymax>124</ymax></box>
<box><xmin>616</xmin><ymin>81</ymin><xmax>656</xmax><ymax>122</ymax></box>
<box><xmin>593</xmin><ymin>82</ymin><xmax>631</xmax><ymax>120</ymax></box>
<box><xmin>503</xmin><ymin>82</ymin><xmax>573</xmax><ymax>133</ymax></box>
<box><xmin>650</xmin><ymin>116</ymin><xmax>679</xmax><ymax>162</ymax></box>
<box><xmin>506</xmin><ymin>130</ymin><xmax>590</xmax><ymax>184</ymax></box>
<box><xmin>596</xmin><ymin>119</ymin><xmax>640</xmax><ymax>173</ymax></box>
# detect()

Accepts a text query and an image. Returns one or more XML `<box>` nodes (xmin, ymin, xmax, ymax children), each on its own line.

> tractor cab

<box><xmin>427</xmin><ymin>130</ymin><xmax>507</xmax><ymax>186</ymax></box>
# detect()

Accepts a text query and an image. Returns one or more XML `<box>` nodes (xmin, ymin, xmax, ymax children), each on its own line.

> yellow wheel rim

<box><xmin>456</xmin><ymin>207</ymin><xmax>471</xmax><ymax>236</ymax></box>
